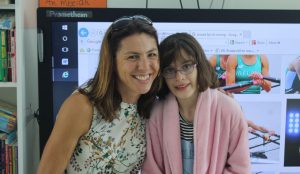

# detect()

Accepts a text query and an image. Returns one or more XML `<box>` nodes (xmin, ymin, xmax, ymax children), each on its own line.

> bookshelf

<box><xmin>1</xmin><ymin>0</ymin><xmax>39</xmax><ymax>173</ymax></box>
<box><xmin>0</xmin><ymin>4</ymin><xmax>15</xmax><ymax>10</ymax></box>
<box><xmin>0</xmin><ymin>82</ymin><xmax>17</xmax><ymax>88</ymax></box>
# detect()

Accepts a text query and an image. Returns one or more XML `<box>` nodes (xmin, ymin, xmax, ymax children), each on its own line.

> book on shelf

<box><xmin>0</xmin><ymin>130</ymin><xmax>16</xmax><ymax>145</ymax></box>
<box><xmin>0</xmin><ymin>133</ymin><xmax>17</xmax><ymax>174</ymax></box>
<box><xmin>0</xmin><ymin>115</ymin><xmax>16</xmax><ymax>133</ymax></box>
<box><xmin>0</xmin><ymin>111</ymin><xmax>16</xmax><ymax>133</ymax></box>
<box><xmin>0</xmin><ymin>140</ymin><xmax>3</xmax><ymax>172</ymax></box>
<box><xmin>0</xmin><ymin>0</ymin><xmax>14</xmax><ymax>4</ymax></box>
<box><xmin>0</xmin><ymin>12</ymin><xmax>15</xmax><ymax>82</ymax></box>
<box><xmin>0</xmin><ymin>28</ymin><xmax>16</xmax><ymax>82</ymax></box>
<box><xmin>7</xmin><ymin>28</ymin><xmax>15</xmax><ymax>82</ymax></box>
<box><xmin>0</xmin><ymin>29</ymin><xmax>8</xmax><ymax>81</ymax></box>
<box><xmin>0</xmin><ymin>121</ymin><xmax>15</xmax><ymax>133</ymax></box>
<box><xmin>0</xmin><ymin>0</ymin><xmax>10</xmax><ymax>5</ymax></box>
<box><xmin>0</xmin><ymin>100</ymin><xmax>16</xmax><ymax>117</ymax></box>
<box><xmin>0</xmin><ymin>111</ymin><xmax>16</xmax><ymax>124</ymax></box>
<box><xmin>0</xmin><ymin>12</ymin><xmax>14</xmax><ymax>30</ymax></box>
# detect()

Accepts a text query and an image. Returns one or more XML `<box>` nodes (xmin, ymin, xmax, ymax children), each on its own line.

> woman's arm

<box><xmin>208</xmin><ymin>55</ymin><xmax>217</xmax><ymax>68</ymax></box>
<box><xmin>251</xmin><ymin>55</ymin><xmax>271</xmax><ymax>92</ymax></box>
<box><xmin>225</xmin><ymin>55</ymin><xmax>250</xmax><ymax>93</ymax></box>
<box><xmin>247</xmin><ymin>120</ymin><xmax>270</xmax><ymax>133</ymax></box>
<box><xmin>37</xmin><ymin>93</ymin><xmax>93</xmax><ymax>174</ymax></box>
<box><xmin>226</xmin><ymin>55</ymin><xmax>237</xmax><ymax>86</ymax></box>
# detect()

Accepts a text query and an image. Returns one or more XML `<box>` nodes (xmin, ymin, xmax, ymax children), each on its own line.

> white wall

<box><xmin>107</xmin><ymin>0</ymin><xmax>300</xmax><ymax>9</ymax></box>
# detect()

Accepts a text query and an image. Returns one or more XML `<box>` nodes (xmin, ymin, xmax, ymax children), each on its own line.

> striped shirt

<box><xmin>179</xmin><ymin>113</ymin><xmax>194</xmax><ymax>143</ymax></box>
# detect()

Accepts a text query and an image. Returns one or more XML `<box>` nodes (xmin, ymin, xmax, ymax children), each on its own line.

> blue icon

<box><xmin>61</xmin><ymin>58</ymin><xmax>69</xmax><ymax>65</ymax></box>
<box><xmin>79</xmin><ymin>28</ymin><xmax>89</xmax><ymax>37</ymax></box>
<box><xmin>287</xmin><ymin>112</ymin><xmax>300</xmax><ymax>136</ymax></box>
<box><xmin>62</xmin><ymin>71</ymin><xmax>69</xmax><ymax>78</ymax></box>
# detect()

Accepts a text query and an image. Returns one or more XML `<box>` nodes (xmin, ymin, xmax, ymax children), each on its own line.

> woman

<box><xmin>208</xmin><ymin>55</ymin><xmax>229</xmax><ymax>86</ymax></box>
<box><xmin>37</xmin><ymin>15</ymin><xmax>160</xmax><ymax>173</ymax></box>
<box><xmin>142</xmin><ymin>33</ymin><xmax>250</xmax><ymax>174</ymax></box>
<box><xmin>226</xmin><ymin>54</ymin><xmax>271</xmax><ymax>94</ymax></box>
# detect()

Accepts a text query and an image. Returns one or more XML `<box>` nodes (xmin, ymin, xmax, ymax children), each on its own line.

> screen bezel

<box><xmin>37</xmin><ymin>7</ymin><xmax>300</xmax><ymax>153</ymax></box>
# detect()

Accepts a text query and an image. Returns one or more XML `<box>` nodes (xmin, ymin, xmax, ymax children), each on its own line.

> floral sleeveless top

<box><xmin>66</xmin><ymin>102</ymin><xmax>146</xmax><ymax>174</ymax></box>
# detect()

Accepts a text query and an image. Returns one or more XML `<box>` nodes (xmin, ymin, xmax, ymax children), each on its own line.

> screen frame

<box><xmin>37</xmin><ymin>7</ymin><xmax>300</xmax><ymax>153</ymax></box>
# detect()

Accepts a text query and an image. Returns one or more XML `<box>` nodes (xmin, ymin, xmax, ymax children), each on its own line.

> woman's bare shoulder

<box><xmin>55</xmin><ymin>92</ymin><xmax>93</xmax><ymax>134</ymax></box>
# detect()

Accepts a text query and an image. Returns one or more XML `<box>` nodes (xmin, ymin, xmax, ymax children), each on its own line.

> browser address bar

<box><xmin>158</xmin><ymin>30</ymin><xmax>248</xmax><ymax>42</ymax></box>
<box><xmin>196</xmin><ymin>38</ymin><xmax>230</xmax><ymax>46</ymax></box>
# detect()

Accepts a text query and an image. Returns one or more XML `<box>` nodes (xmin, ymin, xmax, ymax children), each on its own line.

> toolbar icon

<box><xmin>62</xmin><ymin>71</ymin><xmax>69</xmax><ymax>79</ymax></box>
<box><xmin>62</xmin><ymin>25</ymin><xmax>68</xmax><ymax>30</ymax></box>
<box><xmin>62</xmin><ymin>47</ymin><xmax>69</xmax><ymax>52</ymax></box>
<box><xmin>62</xmin><ymin>36</ymin><xmax>68</xmax><ymax>41</ymax></box>
<box><xmin>79</xmin><ymin>28</ymin><xmax>89</xmax><ymax>37</ymax></box>
<box><xmin>61</xmin><ymin>58</ymin><xmax>69</xmax><ymax>65</ymax></box>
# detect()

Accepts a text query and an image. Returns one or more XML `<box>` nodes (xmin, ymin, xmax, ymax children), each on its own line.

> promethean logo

<box><xmin>46</xmin><ymin>10</ymin><xmax>92</xmax><ymax>18</ymax></box>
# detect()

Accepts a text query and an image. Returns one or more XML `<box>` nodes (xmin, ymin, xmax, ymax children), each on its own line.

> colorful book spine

<box><xmin>1</xmin><ymin>140</ymin><xmax>5</xmax><ymax>174</ymax></box>
<box><xmin>5</xmin><ymin>143</ymin><xmax>8</xmax><ymax>173</ymax></box>
<box><xmin>0</xmin><ymin>111</ymin><xmax>16</xmax><ymax>124</ymax></box>
<box><xmin>5</xmin><ymin>130</ymin><xmax>16</xmax><ymax>145</ymax></box>
<box><xmin>9</xmin><ymin>29</ymin><xmax>16</xmax><ymax>82</ymax></box>
<box><xmin>0</xmin><ymin>29</ymin><xmax>5</xmax><ymax>81</ymax></box>
<box><xmin>0</xmin><ymin>12</ymin><xmax>15</xmax><ymax>82</ymax></box>
<box><xmin>8</xmin><ymin>145</ymin><xmax>12</xmax><ymax>174</ymax></box>
<box><xmin>0</xmin><ymin>13</ymin><xmax>15</xmax><ymax>30</ymax></box>
<box><xmin>0</xmin><ymin>122</ymin><xmax>15</xmax><ymax>134</ymax></box>
<box><xmin>12</xmin><ymin>144</ymin><xmax>16</xmax><ymax>174</ymax></box>
<box><xmin>0</xmin><ymin>133</ymin><xmax>17</xmax><ymax>174</ymax></box>
<box><xmin>0</xmin><ymin>139</ymin><xmax>3</xmax><ymax>173</ymax></box>
<box><xmin>0</xmin><ymin>100</ymin><xmax>16</xmax><ymax>117</ymax></box>
<box><xmin>6</xmin><ymin>29</ymin><xmax>14</xmax><ymax>82</ymax></box>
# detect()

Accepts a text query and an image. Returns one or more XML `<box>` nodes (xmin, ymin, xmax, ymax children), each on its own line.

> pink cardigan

<box><xmin>142</xmin><ymin>88</ymin><xmax>251</xmax><ymax>174</ymax></box>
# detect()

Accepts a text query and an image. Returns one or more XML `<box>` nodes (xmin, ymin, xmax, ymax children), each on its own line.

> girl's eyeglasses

<box><xmin>162</xmin><ymin>63</ymin><xmax>197</xmax><ymax>79</ymax></box>
<box><xmin>111</xmin><ymin>15</ymin><xmax>152</xmax><ymax>32</ymax></box>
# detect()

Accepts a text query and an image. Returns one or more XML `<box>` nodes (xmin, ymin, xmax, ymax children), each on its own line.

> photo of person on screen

<box><xmin>208</xmin><ymin>54</ymin><xmax>229</xmax><ymax>86</ymax></box>
<box><xmin>37</xmin><ymin>15</ymin><xmax>160</xmax><ymax>174</ymax></box>
<box><xmin>285</xmin><ymin>56</ymin><xmax>300</xmax><ymax>94</ymax></box>
<box><xmin>209</xmin><ymin>55</ymin><xmax>273</xmax><ymax>134</ymax></box>
<box><xmin>226</xmin><ymin>54</ymin><xmax>271</xmax><ymax>94</ymax></box>
<box><xmin>240</xmin><ymin>101</ymin><xmax>280</xmax><ymax>163</ymax></box>
<box><xmin>142</xmin><ymin>33</ymin><xmax>251</xmax><ymax>174</ymax></box>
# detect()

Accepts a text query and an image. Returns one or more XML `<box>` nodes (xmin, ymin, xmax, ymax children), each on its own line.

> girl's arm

<box><xmin>224</xmin><ymin>105</ymin><xmax>251</xmax><ymax>174</ymax></box>
<box><xmin>142</xmin><ymin>118</ymin><xmax>164</xmax><ymax>174</ymax></box>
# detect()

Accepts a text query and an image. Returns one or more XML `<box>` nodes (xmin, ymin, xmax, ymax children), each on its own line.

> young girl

<box><xmin>142</xmin><ymin>33</ymin><xmax>250</xmax><ymax>174</ymax></box>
